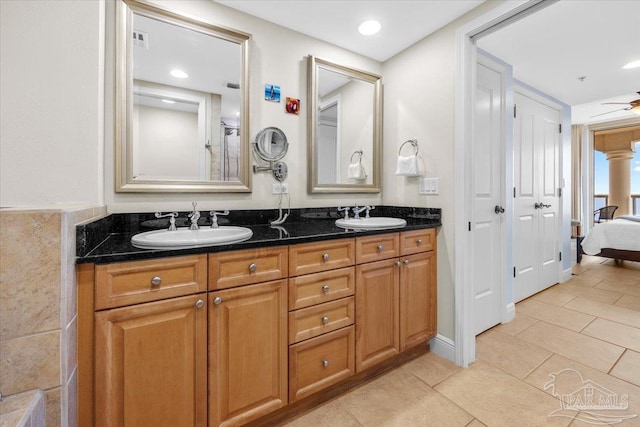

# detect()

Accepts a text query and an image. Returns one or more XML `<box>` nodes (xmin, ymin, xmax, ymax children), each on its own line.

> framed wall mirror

<box><xmin>115</xmin><ymin>0</ymin><xmax>251</xmax><ymax>192</ymax></box>
<box><xmin>307</xmin><ymin>56</ymin><xmax>382</xmax><ymax>193</ymax></box>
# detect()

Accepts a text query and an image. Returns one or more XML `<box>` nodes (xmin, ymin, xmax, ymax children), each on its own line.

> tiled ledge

<box><xmin>0</xmin><ymin>389</ymin><xmax>45</xmax><ymax>427</ymax></box>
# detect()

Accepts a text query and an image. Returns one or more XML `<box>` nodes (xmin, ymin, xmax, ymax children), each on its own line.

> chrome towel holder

<box><xmin>398</xmin><ymin>138</ymin><xmax>419</xmax><ymax>155</ymax></box>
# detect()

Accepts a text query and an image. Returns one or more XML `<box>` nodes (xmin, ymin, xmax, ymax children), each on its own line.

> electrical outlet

<box><xmin>272</xmin><ymin>183</ymin><xmax>289</xmax><ymax>194</ymax></box>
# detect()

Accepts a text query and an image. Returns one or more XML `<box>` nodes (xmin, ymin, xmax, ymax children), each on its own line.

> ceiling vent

<box><xmin>132</xmin><ymin>30</ymin><xmax>149</xmax><ymax>50</ymax></box>
<box><xmin>226</xmin><ymin>83</ymin><xmax>240</xmax><ymax>89</ymax></box>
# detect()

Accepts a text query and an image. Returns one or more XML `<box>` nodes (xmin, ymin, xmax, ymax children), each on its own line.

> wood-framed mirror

<box><xmin>115</xmin><ymin>0</ymin><xmax>251</xmax><ymax>192</ymax></box>
<box><xmin>307</xmin><ymin>56</ymin><xmax>382</xmax><ymax>193</ymax></box>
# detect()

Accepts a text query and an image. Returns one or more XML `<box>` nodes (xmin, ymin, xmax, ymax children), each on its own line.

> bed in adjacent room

<box><xmin>578</xmin><ymin>216</ymin><xmax>640</xmax><ymax>262</ymax></box>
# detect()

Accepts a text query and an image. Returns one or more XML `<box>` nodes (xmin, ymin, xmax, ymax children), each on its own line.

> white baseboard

<box><xmin>429</xmin><ymin>334</ymin><xmax>456</xmax><ymax>363</ymax></box>
<box><xmin>561</xmin><ymin>268</ymin><xmax>573</xmax><ymax>283</ymax></box>
<box><xmin>503</xmin><ymin>302</ymin><xmax>515</xmax><ymax>323</ymax></box>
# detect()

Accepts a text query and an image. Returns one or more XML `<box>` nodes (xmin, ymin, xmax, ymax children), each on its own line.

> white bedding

<box><xmin>581</xmin><ymin>217</ymin><xmax>640</xmax><ymax>255</ymax></box>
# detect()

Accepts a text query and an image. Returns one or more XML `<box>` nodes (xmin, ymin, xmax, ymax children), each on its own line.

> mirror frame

<box><xmin>307</xmin><ymin>55</ymin><xmax>382</xmax><ymax>193</ymax></box>
<box><xmin>115</xmin><ymin>0</ymin><xmax>251</xmax><ymax>192</ymax></box>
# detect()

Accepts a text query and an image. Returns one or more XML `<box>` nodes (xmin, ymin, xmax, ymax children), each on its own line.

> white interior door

<box><xmin>472</xmin><ymin>55</ymin><xmax>506</xmax><ymax>336</ymax></box>
<box><xmin>513</xmin><ymin>89</ymin><xmax>560</xmax><ymax>302</ymax></box>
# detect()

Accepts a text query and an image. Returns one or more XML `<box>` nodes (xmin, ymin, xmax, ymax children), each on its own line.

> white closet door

<box><xmin>472</xmin><ymin>57</ymin><xmax>506</xmax><ymax>335</ymax></box>
<box><xmin>513</xmin><ymin>90</ymin><xmax>560</xmax><ymax>303</ymax></box>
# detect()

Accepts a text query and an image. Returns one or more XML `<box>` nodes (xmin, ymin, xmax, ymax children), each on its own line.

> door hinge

<box><xmin>513</xmin><ymin>105</ymin><xmax>517</xmax><ymax>118</ymax></box>
<box><xmin>468</xmin><ymin>221</ymin><xmax>471</xmax><ymax>231</ymax></box>
<box><xmin>559</xmin><ymin>251</ymin><xmax>562</xmax><ymax>261</ymax></box>
<box><xmin>513</xmin><ymin>267</ymin><xmax>516</xmax><ymax>278</ymax></box>
<box><xmin>513</xmin><ymin>187</ymin><xmax>516</xmax><ymax>198</ymax></box>
<box><xmin>559</xmin><ymin>123</ymin><xmax>562</xmax><ymax>133</ymax></box>
<box><xmin>558</xmin><ymin>188</ymin><xmax>562</xmax><ymax>197</ymax></box>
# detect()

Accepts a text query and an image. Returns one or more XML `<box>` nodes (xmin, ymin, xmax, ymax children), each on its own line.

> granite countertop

<box><xmin>76</xmin><ymin>206</ymin><xmax>441</xmax><ymax>264</ymax></box>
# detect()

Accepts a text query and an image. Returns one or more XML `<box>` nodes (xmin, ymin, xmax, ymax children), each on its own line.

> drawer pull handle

<box><xmin>322</xmin><ymin>284</ymin><xmax>330</xmax><ymax>293</ymax></box>
<box><xmin>417</xmin><ymin>239</ymin><xmax>423</xmax><ymax>245</ymax></box>
<box><xmin>396</xmin><ymin>261</ymin><xmax>402</xmax><ymax>267</ymax></box>
<box><xmin>404</xmin><ymin>259</ymin><xmax>410</xmax><ymax>265</ymax></box>
<box><xmin>322</xmin><ymin>253</ymin><xmax>330</xmax><ymax>261</ymax></box>
<box><xmin>377</xmin><ymin>244</ymin><xmax>384</xmax><ymax>252</ymax></box>
<box><xmin>151</xmin><ymin>276</ymin><xmax>162</xmax><ymax>286</ymax></box>
<box><xmin>321</xmin><ymin>316</ymin><xmax>329</xmax><ymax>324</ymax></box>
<box><xmin>322</xmin><ymin>359</ymin><xmax>330</xmax><ymax>368</ymax></box>
<box><xmin>195</xmin><ymin>299</ymin><xmax>204</xmax><ymax>309</ymax></box>
<box><xmin>248</xmin><ymin>263</ymin><xmax>257</xmax><ymax>273</ymax></box>
<box><xmin>213</xmin><ymin>296</ymin><xmax>223</xmax><ymax>305</ymax></box>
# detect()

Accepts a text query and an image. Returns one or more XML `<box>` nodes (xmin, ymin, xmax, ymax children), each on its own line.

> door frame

<box><xmin>454</xmin><ymin>0</ymin><xmax>554</xmax><ymax>368</ymax></box>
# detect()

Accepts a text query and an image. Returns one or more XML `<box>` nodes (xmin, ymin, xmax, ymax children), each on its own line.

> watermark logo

<box><xmin>545</xmin><ymin>368</ymin><xmax>637</xmax><ymax>425</ymax></box>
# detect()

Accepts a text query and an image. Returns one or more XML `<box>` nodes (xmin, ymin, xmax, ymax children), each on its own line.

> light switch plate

<box><xmin>419</xmin><ymin>177</ymin><xmax>439</xmax><ymax>195</ymax></box>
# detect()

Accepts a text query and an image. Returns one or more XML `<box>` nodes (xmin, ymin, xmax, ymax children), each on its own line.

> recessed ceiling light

<box><xmin>170</xmin><ymin>69</ymin><xmax>188</xmax><ymax>78</ymax></box>
<box><xmin>622</xmin><ymin>60</ymin><xmax>640</xmax><ymax>70</ymax></box>
<box><xmin>161</xmin><ymin>99</ymin><xmax>175</xmax><ymax>104</ymax></box>
<box><xmin>358</xmin><ymin>20</ymin><xmax>381</xmax><ymax>36</ymax></box>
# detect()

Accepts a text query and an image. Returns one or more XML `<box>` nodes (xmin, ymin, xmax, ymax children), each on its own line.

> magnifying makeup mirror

<box><xmin>252</xmin><ymin>127</ymin><xmax>289</xmax><ymax>181</ymax></box>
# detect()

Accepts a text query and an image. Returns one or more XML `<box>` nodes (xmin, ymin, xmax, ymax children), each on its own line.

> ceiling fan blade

<box><xmin>590</xmin><ymin>108</ymin><xmax>628</xmax><ymax>118</ymax></box>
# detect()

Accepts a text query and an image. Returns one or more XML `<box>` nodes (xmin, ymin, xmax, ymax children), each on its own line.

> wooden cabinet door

<box><xmin>94</xmin><ymin>294</ymin><xmax>208</xmax><ymax>427</ymax></box>
<box><xmin>355</xmin><ymin>259</ymin><xmax>399</xmax><ymax>372</ymax></box>
<box><xmin>209</xmin><ymin>280</ymin><xmax>288</xmax><ymax>427</ymax></box>
<box><xmin>400</xmin><ymin>252</ymin><xmax>437</xmax><ymax>350</ymax></box>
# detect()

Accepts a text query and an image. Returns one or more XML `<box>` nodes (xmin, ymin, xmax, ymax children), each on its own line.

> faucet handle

<box><xmin>154</xmin><ymin>212</ymin><xmax>178</xmax><ymax>231</ymax></box>
<box><xmin>364</xmin><ymin>206</ymin><xmax>375</xmax><ymax>218</ymax></box>
<box><xmin>337</xmin><ymin>206</ymin><xmax>350</xmax><ymax>219</ymax></box>
<box><xmin>209</xmin><ymin>210</ymin><xmax>229</xmax><ymax>228</ymax></box>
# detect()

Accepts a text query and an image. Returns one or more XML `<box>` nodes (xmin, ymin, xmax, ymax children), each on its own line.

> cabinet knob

<box><xmin>248</xmin><ymin>263</ymin><xmax>257</xmax><ymax>273</ymax></box>
<box><xmin>195</xmin><ymin>299</ymin><xmax>204</xmax><ymax>309</ymax></box>
<box><xmin>213</xmin><ymin>296</ymin><xmax>222</xmax><ymax>305</ymax></box>
<box><xmin>396</xmin><ymin>261</ymin><xmax>402</xmax><ymax>267</ymax></box>
<box><xmin>416</xmin><ymin>239</ymin><xmax>423</xmax><ymax>245</ymax></box>
<box><xmin>376</xmin><ymin>244</ymin><xmax>384</xmax><ymax>252</ymax></box>
<box><xmin>322</xmin><ymin>284</ymin><xmax>330</xmax><ymax>293</ymax></box>
<box><xmin>404</xmin><ymin>259</ymin><xmax>410</xmax><ymax>265</ymax></box>
<box><xmin>322</xmin><ymin>253</ymin><xmax>330</xmax><ymax>261</ymax></box>
<box><xmin>321</xmin><ymin>316</ymin><xmax>329</xmax><ymax>325</ymax></box>
<box><xmin>322</xmin><ymin>359</ymin><xmax>330</xmax><ymax>368</ymax></box>
<box><xmin>151</xmin><ymin>276</ymin><xmax>162</xmax><ymax>286</ymax></box>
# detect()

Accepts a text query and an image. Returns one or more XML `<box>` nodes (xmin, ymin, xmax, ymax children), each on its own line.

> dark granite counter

<box><xmin>76</xmin><ymin>206</ymin><xmax>441</xmax><ymax>264</ymax></box>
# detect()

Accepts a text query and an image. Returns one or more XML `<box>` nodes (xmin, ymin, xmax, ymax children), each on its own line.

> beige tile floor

<box><xmin>284</xmin><ymin>256</ymin><xmax>640</xmax><ymax>426</ymax></box>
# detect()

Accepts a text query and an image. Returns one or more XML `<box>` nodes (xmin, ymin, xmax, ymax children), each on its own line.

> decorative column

<box><xmin>594</xmin><ymin>126</ymin><xmax>640</xmax><ymax>216</ymax></box>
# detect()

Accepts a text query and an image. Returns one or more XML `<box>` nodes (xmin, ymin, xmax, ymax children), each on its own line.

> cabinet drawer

<box><xmin>289</xmin><ymin>239</ymin><xmax>355</xmax><ymax>277</ymax></box>
<box><xmin>288</xmin><ymin>326</ymin><xmax>355</xmax><ymax>402</ymax></box>
<box><xmin>95</xmin><ymin>255</ymin><xmax>207</xmax><ymax>310</ymax></box>
<box><xmin>209</xmin><ymin>247</ymin><xmax>287</xmax><ymax>290</ymax></box>
<box><xmin>289</xmin><ymin>297</ymin><xmax>354</xmax><ymax>344</ymax></box>
<box><xmin>355</xmin><ymin>233</ymin><xmax>400</xmax><ymax>264</ymax></box>
<box><xmin>401</xmin><ymin>228</ymin><xmax>436</xmax><ymax>255</ymax></box>
<box><xmin>288</xmin><ymin>267</ymin><xmax>354</xmax><ymax>310</ymax></box>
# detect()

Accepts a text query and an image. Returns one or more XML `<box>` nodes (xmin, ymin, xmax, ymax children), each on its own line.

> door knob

<box><xmin>494</xmin><ymin>205</ymin><xmax>505</xmax><ymax>214</ymax></box>
<box><xmin>534</xmin><ymin>203</ymin><xmax>541</xmax><ymax>209</ymax></box>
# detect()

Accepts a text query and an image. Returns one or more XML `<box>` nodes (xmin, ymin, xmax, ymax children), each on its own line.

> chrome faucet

<box><xmin>352</xmin><ymin>204</ymin><xmax>367</xmax><ymax>219</ymax></box>
<box><xmin>209</xmin><ymin>210</ymin><xmax>229</xmax><ymax>228</ymax></box>
<box><xmin>337</xmin><ymin>206</ymin><xmax>350</xmax><ymax>219</ymax></box>
<box><xmin>155</xmin><ymin>212</ymin><xmax>178</xmax><ymax>231</ymax></box>
<box><xmin>364</xmin><ymin>205</ymin><xmax>375</xmax><ymax>218</ymax></box>
<box><xmin>188</xmin><ymin>202</ymin><xmax>200</xmax><ymax>230</ymax></box>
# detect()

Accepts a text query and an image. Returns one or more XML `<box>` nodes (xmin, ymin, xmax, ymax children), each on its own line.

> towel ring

<box><xmin>398</xmin><ymin>138</ymin><xmax>419</xmax><ymax>156</ymax></box>
<box><xmin>350</xmin><ymin>149</ymin><xmax>363</xmax><ymax>164</ymax></box>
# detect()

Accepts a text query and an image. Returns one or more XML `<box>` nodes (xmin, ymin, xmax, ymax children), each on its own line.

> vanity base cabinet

<box><xmin>355</xmin><ymin>258</ymin><xmax>400</xmax><ymax>372</ymax></box>
<box><xmin>94</xmin><ymin>294</ymin><xmax>208</xmax><ymax>427</ymax></box>
<box><xmin>209</xmin><ymin>280</ymin><xmax>288</xmax><ymax>427</ymax></box>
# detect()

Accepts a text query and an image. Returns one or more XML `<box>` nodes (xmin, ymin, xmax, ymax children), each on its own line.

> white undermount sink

<box><xmin>335</xmin><ymin>217</ymin><xmax>407</xmax><ymax>230</ymax></box>
<box><xmin>131</xmin><ymin>226</ymin><xmax>253</xmax><ymax>249</ymax></box>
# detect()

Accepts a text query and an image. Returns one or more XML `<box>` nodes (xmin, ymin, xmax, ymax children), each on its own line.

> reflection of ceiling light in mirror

<box><xmin>358</xmin><ymin>20</ymin><xmax>381</xmax><ymax>36</ymax></box>
<box><xmin>236</xmin><ymin>111</ymin><xmax>240</xmax><ymax>117</ymax></box>
<box><xmin>622</xmin><ymin>60</ymin><xmax>640</xmax><ymax>69</ymax></box>
<box><xmin>162</xmin><ymin>99</ymin><xmax>175</xmax><ymax>104</ymax></box>
<box><xmin>170</xmin><ymin>69</ymin><xmax>188</xmax><ymax>78</ymax></box>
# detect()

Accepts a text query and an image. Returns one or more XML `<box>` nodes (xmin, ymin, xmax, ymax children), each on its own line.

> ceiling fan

<box><xmin>591</xmin><ymin>91</ymin><xmax>640</xmax><ymax>118</ymax></box>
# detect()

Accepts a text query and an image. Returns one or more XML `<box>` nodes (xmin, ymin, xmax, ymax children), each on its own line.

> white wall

<box><xmin>0</xmin><ymin>0</ymin><xmax>104</xmax><ymax>207</ymax></box>
<box><xmin>105</xmin><ymin>0</ymin><xmax>384</xmax><ymax>213</ymax></box>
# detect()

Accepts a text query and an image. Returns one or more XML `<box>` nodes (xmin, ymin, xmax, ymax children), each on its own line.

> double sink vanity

<box><xmin>76</xmin><ymin>206</ymin><xmax>440</xmax><ymax>426</ymax></box>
